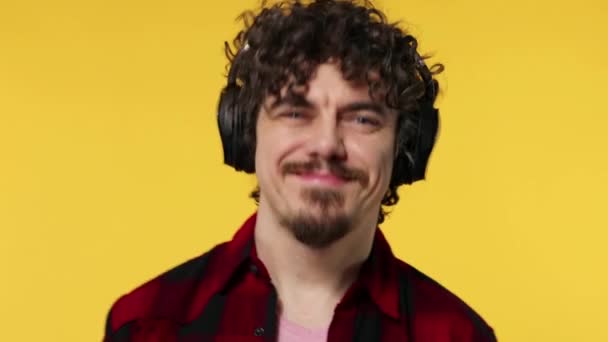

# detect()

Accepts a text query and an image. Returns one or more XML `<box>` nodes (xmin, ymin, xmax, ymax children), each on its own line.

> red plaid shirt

<box><xmin>104</xmin><ymin>213</ymin><xmax>496</xmax><ymax>341</ymax></box>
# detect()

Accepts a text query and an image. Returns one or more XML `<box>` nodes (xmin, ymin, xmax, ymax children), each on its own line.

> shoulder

<box><xmin>104</xmin><ymin>243</ymin><xmax>227</xmax><ymax>337</ymax></box>
<box><xmin>396</xmin><ymin>260</ymin><xmax>497</xmax><ymax>341</ymax></box>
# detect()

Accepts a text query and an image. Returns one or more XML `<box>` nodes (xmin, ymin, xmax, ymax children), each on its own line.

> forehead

<box><xmin>307</xmin><ymin>64</ymin><xmax>372</xmax><ymax>101</ymax></box>
<box><xmin>264</xmin><ymin>62</ymin><xmax>384</xmax><ymax>108</ymax></box>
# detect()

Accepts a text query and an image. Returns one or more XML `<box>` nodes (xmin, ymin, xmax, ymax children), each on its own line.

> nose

<box><xmin>308</xmin><ymin>115</ymin><xmax>347</xmax><ymax>162</ymax></box>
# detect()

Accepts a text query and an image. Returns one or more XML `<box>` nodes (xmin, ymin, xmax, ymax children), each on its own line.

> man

<box><xmin>103</xmin><ymin>0</ymin><xmax>497</xmax><ymax>341</ymax></box>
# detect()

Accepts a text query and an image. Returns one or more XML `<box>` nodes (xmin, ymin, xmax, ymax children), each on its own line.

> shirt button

<box><xmin>249</xmin><ymin>264</ymin><xmax>259</xmax><ymax>274</ymax></box>
<box><xmin>253</xmin><ymin>327</ymin><xmax>265</xmax><ymax>336</ymax></box>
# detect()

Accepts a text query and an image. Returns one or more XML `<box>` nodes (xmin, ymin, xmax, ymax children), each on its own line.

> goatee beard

<box><xmin>278</xmin><ymin>187</ymin><xmax>353</xmax><ymax>249</ymax></box>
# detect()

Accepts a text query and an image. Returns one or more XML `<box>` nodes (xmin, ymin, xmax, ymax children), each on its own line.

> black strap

<box><xmin>178</xmin><ymin>292</ymin><xmax>226</xmax><ymax>338</ymax></box>
<box><xmin>176</xmin><ymin>249</ymin><xmax>226</xmax><ymax>338</ymax></box>
<box><xmin>399</xmin><ymin>270</ymin><xmax>415</xmax><ymax>342</ymax></box>
<box><xmin>352</xmin><ymin>303</ymin><xmax>382</xmax><ymax>342</ymax></box>
<box><xmin>263</xmin><ymin>286</ymin><xmax>279</xmax><ymax>341</ymax></box>
<box><xmin>104</xmin><ymin>307</ymin><xmax>117</xmax><ymax>340</ymax></box>
<box><xmin>176</xmin><ymin>239</ymin><xmax>258</xmax><ymax>339</ymax></box>
<box><xmin>105</xmin><ymin>320</ymin><xmax>133</xmax><ymax>342</ymax></box>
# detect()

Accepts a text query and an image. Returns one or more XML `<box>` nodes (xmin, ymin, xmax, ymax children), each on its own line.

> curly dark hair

<box><xmin>223</xmin><ymin>0</ymin><xmax>443</xmax><ymax>224</ymax></box>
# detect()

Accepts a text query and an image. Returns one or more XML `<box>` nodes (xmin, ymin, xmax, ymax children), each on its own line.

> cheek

<box><xmin>255</xmin><ymin>127</ymin><xmax>278</xmax><ymax>181</ymax></box>
<box><xmin>349</xmin><ymin>137</ymin><xmax>395</xmax><ymax>182</ymax></box>
<box><xmin>381</xmin><ymin>153</ymin><xmax>395</xmax><ymax>188</ymax></box>
<box><xmin>254</xmin><ymin>120</ymin><xmax>298</xmax><ymax>183</ymax></box>
<box><xmin>373</xmin><ymin>148</ymin><xmax>395</xmax><ymax>191</ymax></box>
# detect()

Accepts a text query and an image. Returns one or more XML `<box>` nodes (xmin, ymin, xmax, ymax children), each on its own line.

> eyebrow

<box><xmin>339</xmin><ymin>102</ymin><xmax>386</xmax><ymax>116</ymax></box>
<box><xmin>269</xmin><ymin>94</ymin><xmax>386</xmax><ymax>116</ymax></box>
<box><xmin>269</xmin><ymin>93</ymin><xmax>314</xmax><ymax>110</ymax></box>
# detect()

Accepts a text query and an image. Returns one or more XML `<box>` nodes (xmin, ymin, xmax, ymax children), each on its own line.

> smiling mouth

<box><xmin>292</xmin><ymin>172</ymin><xmax>348</xmax><ymax>186</ymax></box>
<box><xmin>282</xmin><ymin>159</ymin><xmax>367</xmax><ymax>187</ymax></box>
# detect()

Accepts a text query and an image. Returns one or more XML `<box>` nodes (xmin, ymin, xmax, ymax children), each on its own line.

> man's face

<box><xmin>255</xmin><ymin>62</ymin><xmax>398</xmax><ymax>249</ymax></box>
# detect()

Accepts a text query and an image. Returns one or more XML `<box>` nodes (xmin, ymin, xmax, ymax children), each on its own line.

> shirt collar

<box><xmin>213</xmin><ymin>212</ymin><xmax>401</xmax><ymax>320</ymax></box>
<box><xmin>356</xmin><ymin>228</ymin><xmax>401</xmax><ymax>319</ymax></box>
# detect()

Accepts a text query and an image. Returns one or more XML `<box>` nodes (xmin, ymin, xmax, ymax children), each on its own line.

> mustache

<box><xmin>282</xmin><ymin>159</ymin><xmax>369</xmax><ymax>185</ymax></box>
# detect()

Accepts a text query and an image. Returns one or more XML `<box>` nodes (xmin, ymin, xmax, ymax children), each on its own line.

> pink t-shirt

<box><xmin>277</xmin><ymin>316</ymin><xmax>329</xmax><ymax>342</ymax></box>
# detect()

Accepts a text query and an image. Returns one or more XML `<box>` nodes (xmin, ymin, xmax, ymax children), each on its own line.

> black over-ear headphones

<box><xmin>217</xmin><ymin>50</ymin><xmax>439</xmax><ymax>186</ymax></box>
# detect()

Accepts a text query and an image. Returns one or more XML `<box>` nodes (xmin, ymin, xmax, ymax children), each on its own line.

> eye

<box><xmin>279</xmin><ymin>110</ymin><xmax>308</xmax><ymax>121</ymax></box>
<box><xmin>341</xmin><ymin>112</ymin><xmax>384</xmax><ymax>133</ymax></box>
<box><xmin>273</xmin><ymin>110</ymin><xmax>310</xmax><ymax>126</ymax></box>
<box><xmin>354</xmin><ymin>115</ymin><xmax>380</xmax><ymax>126</ymax></box>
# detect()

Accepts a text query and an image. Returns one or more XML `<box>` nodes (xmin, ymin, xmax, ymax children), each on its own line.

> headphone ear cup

<box><xmin>410</xmin><ymin>103</ymin><xmax>439</xmax><ymax>182</ymax></box>
<box><xmin>391</xmin><ymin>154</ymin><xmax>413</xmax><ymax>186</ymax></box>
<box><xmin>217</xmin><ymin>84</ymin><xmax>255</xmax><ymax>173</ymax></box>
<box><xmin>392</xmin><ymin>102</ymin><xmax>439</xmax><ymax>186</ymax></box>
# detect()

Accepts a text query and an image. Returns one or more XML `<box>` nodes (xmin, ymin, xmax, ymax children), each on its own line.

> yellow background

<box><xmin>1</xmin><ymin>0</ymin><xmax>607</xmax><ymax>340</ymax></box>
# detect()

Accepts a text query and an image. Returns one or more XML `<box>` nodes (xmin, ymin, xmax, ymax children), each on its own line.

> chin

<box><xmin>278</xmin><ymin>208</ymin><xmax>354</xmax><ymax>249</ymax></box>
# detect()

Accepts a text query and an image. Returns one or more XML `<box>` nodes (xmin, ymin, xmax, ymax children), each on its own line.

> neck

<box><xmin>253</xmin><ymin>200</ymin><xmax>378</xmax><ymax>328</ymax></box>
